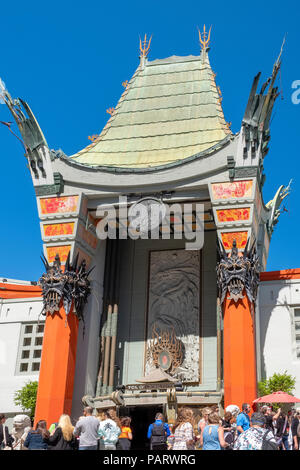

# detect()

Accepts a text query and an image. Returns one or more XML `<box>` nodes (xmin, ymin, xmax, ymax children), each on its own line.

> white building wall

<box><xmin>0</xmin><ymin>291</ymin><xmax>43</xmax><ymax>428</ymax></box>
<box><xmin>259</xmin><ymin>278</ymin><xmax>300</xmax><ymax>398</ymax></box>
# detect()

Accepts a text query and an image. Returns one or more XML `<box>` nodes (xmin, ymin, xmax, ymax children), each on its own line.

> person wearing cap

<box><xmin>233</xmin><ymin>412</ymin><xmax>277</xmax><ymax>450</ymax></box>
<box><xmin>236</xmin><ymin>403</ymin><xmax>251</xmax><ymax>434</ymax></box>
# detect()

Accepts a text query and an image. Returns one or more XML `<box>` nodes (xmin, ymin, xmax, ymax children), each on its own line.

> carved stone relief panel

<box><xmin>145</xmin><ymin>249</ymin><xmax>201</xmax><ymax>382</ymax></box>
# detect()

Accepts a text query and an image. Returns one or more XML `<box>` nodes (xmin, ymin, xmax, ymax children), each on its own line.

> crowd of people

<box><xmin>148</xmin><ymin>404</ymin><xmax>300</xmax><ymax>451</ymax></box>
<box><xmin>1</xmin><ymin>403</ymin><xmax>300</xmax><ymax>451</ymax></box>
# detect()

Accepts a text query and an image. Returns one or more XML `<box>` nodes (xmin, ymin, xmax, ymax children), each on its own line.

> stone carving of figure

<box><xmin>11</xmin><ymin>414</ymin><xmax>32</xmax><ymax>450</ymax></box>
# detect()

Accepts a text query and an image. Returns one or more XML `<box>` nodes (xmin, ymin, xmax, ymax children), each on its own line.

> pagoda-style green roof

<box><xmin>70</xmin><ymin>52</ymin><xmax>231</xmax><ymax>169</ymax></box>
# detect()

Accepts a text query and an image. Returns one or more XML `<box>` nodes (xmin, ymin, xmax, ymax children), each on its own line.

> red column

<box><xmin>34</xmin><ymin>307</ymin><xmax>79</xmax><ymax>427</ymax></box>
<box><xmin>223</xmin><ymin>290</ymin><xmax>257</xmax><ymax>411</ymax></box>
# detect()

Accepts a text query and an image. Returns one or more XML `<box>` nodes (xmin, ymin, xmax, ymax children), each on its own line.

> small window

<box><xmin>22</xmin><ymin>350</ymin><xmax>30</xmax><ymax>359</ymax></box>
<box><xmin>37</xmin><ymin>324</ymin><xmax>44</xmax><ymax>334</ymax></box>
<box><xmin>16</xmin><ymin>322</ymin><xmax>45</xmax><ymax>375</ymax></box>
<box><xmin>35</xmin><ymin>337</ymin><xmax>43</xmax><ymax>346</ymax></box>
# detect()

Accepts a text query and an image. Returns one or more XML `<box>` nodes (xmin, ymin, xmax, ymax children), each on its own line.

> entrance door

<box><xmin>120</xmin><ymin>405</ymin><xmax>164</xmax><ymax>450</ymax></box>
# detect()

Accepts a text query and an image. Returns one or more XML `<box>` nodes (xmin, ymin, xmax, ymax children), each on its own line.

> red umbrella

<box><xmin>253</xmin><ymin>391</ymin><xmax>300</xmax><ymax>403</ymax></box>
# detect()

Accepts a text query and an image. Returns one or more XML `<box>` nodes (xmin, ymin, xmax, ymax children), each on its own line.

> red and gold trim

<box><xmin>40</xmin><ymin>195</ymin><xmax>79</xmax><ymax>215</ymax></box>
<box><xmin>216</xmin><ymin>208</ymin><xmax>250</xmax><ymax>223</ymax></box>
<box><xmin>221</xmin><ymin>231</ymin><xmax>248</xmax><ymax>249</ymax></box>
<box><xmin>43</xmin><ymin>222</ymin><xmax>75</xmax><ymax>237</ymax></box>
<box><xmin>46</xmin><ymin>245</ymin><xmax>71</xmax><ymax>263</ymax></box>
<box><xmin>212</xmin><ymin>181</ymin><xmax>253</xmax><ymax>200</ymax></box>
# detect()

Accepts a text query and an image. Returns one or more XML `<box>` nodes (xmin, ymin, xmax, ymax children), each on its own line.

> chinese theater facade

<box><xmin>2</xmin><ymin>31</ymin><xmax>289</xmax><ymax>431</ymax></box>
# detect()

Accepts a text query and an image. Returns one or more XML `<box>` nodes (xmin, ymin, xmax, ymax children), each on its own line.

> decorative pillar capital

<box><xmin>216</xmin><ymin>238</ymin><xmax>260</xmax><ymax>306</ymax></box>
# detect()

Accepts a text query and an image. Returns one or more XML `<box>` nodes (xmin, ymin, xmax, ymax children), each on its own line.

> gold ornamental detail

<box><xmin>139</xmin><ymin>34</ymin><xmax>152</xmax><ymax>58</ymax></box>
<box><xmin>146</xmin><ymin>324</ymin><xmax>184</xmax><ymax>375</ymax></box>
<box><xmin>198</xmin><ymin>24</ymin><xmax>212</xmax><ymax>50</ymax></box>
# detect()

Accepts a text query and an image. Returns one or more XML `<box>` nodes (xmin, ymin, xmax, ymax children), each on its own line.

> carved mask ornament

<box><xmin>39</xmin><ymin>252</ymin><xmax>93</xmax><ymax>323</ymax></box>
<box><xmin>216</xmin><ymin>238</ymin><xmax>260</xmax><ymax>305</ymax></box>
<box><xmin>39</xmin><ymin>254</ymin><xmax>65</xmax><ymax>315</ymax></box>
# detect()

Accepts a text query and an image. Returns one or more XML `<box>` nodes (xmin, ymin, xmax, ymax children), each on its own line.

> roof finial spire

<box><xmin>198</xmin><ymin>25</ymin><xmax>212</xmax><ymax>60</ymax></box>
<box><xmin>139</xmin><ymin>34</ymin><xmax>152</xmax><ymax>68</ymax></box>
<box><xmin>139</xmin><ymin>34</ymin><xmax>152</xmax><ymax>58</ymax></box>
<box><xmin>274</xmin><ymin>34</ymin><xmax>286</xmax><ymax>70</ymax></box>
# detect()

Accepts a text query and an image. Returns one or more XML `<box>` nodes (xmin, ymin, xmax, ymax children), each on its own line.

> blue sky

<box><xmin>0</xmin><ymin>0</ymin><xmax>299</xmax><ymax>281</ymax></box>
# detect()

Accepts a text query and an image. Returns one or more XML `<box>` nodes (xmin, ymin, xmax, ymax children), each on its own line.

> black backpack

<box><xmin>151</xmin><ymin>423</ymin><xmax>167</xmax><ymax>446</ymax></box>
<box><xmin>261</xmin><ymin>429</ymin><xmax>278</xmax><ymax>450</ymax></box>
<box><xmin>224</xmin><ymin>430</ymin><xmax>235</xmax><ymax>449</ymax></box>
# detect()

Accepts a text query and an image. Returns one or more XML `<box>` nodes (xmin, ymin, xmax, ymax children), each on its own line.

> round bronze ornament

<box><xmin>158</xmin><ymin>349</ymin><xmax>172</xmax><ymax>370</ymax></box>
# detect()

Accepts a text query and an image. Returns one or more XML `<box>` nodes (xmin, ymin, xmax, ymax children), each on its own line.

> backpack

<box><xmin>261</xmin><ymin>429</ymin><xmax>278</xmax><ymax>450</ymax></box>
<box><xmin>151</xmin><ymin>423</ymin><xmax>166</xmax><ymax>446</ymax></box>
<box><xmin>224</xmin><ymin>430</ymin><xmax>235</xmax><ymax>449</ymax></box>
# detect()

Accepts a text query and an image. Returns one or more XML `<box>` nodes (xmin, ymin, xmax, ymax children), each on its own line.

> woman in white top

<box><xmin>168</xmin><ymin>407</ymin><xmax>195</xmax><ymax>450</ymax></box>
<box><xmin>97</xmin><ymin>408</ymin><xmax>121</xmax><ymax>450</ymax></box>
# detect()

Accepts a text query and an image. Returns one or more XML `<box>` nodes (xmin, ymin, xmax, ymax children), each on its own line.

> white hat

<box><xmin>225</xmin><ymin>405</ymin><xmax>240</xmax><ymax>416</ymax></box>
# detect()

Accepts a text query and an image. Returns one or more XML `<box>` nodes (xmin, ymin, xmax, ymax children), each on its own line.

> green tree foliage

<box><xmin>258</xmin><ymin>371</ymin><xmax>296</xmax><ymax>410</ymax></box>
<box><xmin>14</xmin><ymin>381</ymin><xmax>38</xmax><ymax>419</ymax></box>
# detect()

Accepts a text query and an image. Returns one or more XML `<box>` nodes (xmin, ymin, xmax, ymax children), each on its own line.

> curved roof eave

<box><xmin>56</xmin><ymin>133</ymin><xmax>235</xmax><ymax>175</ymax></box>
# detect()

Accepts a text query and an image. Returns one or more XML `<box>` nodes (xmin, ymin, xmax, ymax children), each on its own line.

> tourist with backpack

<box><xmin>233</xmin><ymin>412</ymin><xmax>277</xmax><ymax>450</ymax></box>
<box><xmin>147</xmin><ymin>413</ymin><xmax>170</xmax><ymax>450</ymax></box>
